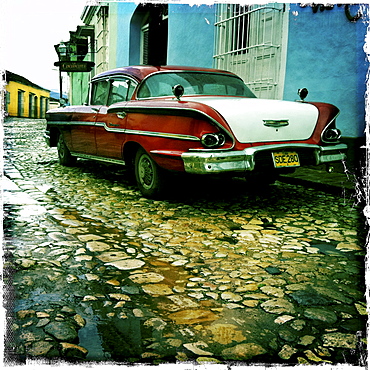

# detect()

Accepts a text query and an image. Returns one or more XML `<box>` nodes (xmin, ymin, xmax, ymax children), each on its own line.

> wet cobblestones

<box><xmin>3</xmin><ymin>118</ymin><xmax>368</xmax><ymax>366</ymax></box>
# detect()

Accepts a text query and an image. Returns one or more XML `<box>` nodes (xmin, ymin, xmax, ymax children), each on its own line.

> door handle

<box><xmin>116</xmin><ymin>112</ymin><xmax>126</xmax><ymax>119</ymax></box>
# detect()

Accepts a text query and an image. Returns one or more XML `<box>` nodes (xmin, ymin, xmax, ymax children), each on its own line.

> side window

<box><xmin>91</xmin><ymin>80</ymin><xmax>110</xmax><ymax>105</ymax></box>
<box><xmin>107</xmin><ymin>79</ymin><xmax>137</xmax><ymax>105</ymax></box>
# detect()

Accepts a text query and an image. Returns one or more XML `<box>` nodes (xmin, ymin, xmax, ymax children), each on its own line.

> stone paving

<box><xmin>2</xmin><ymin>118</ymin><xmax>368</xmax><ymax>366</ymax></box>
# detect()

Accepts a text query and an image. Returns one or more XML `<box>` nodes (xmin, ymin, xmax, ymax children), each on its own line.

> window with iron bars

<box><xmin>214</xmin><ymin>3</ymin><xmax>286</xmax><ymax>99</ymax></box>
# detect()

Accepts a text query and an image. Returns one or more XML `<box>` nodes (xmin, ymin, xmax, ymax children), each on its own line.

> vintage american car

<box><xmin>45</xmin><ymin>65</ymin><xmax>347</xmax><ymax>198</ymax></box>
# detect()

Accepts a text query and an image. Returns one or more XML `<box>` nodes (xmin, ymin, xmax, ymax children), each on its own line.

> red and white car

<box><xmin>45</xmin><ymin>65</ymin><xmax>347</xmax><ymax>198</ymax></box>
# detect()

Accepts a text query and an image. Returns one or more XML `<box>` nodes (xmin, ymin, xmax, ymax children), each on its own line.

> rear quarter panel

<box><xmin>111</xmin><ymin>99</ymin><xmax>234</xmax><ymax>171</ymax></box>
<box><xmin>125</xmin><ymin>113</ymin><xmax>210</xmax><ymax>171</ymax></box>
<box><xmin>46</xmin><ymin>108</ymin><xmax>74</xmax><ymax>149</ymax></box>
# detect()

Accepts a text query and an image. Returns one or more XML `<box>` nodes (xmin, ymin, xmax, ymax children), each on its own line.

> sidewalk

<box><xmin>279</xmin><ymin>167</ymin><xmax>358</xmax><ymax>195</ymax></box>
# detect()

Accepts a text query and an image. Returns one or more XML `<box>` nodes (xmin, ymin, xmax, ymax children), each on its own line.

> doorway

<box><xmin>131</xmin><ymin>4</ymin><xmax>168</xmax><ymax>65</ymax></box>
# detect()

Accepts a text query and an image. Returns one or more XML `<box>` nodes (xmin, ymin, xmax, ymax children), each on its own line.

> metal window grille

<box><xmin>214</xmin><ymin>3</ymin><xmax>285</xmax><ymax>99</ymax></box>
<box><xmin>141</xmin><ymin>23</ymin><xmax>149</xmax><ymax>64</ymax></box>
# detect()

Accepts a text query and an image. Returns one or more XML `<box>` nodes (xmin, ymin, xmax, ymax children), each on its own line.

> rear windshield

<box><xmin>137</xmin><ymin>72</ymin><xmax>256</xmax><ymax>99</ymax></box>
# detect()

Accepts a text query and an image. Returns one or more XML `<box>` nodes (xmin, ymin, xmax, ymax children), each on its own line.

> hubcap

<box><xmin>138</xmin><ymin>155</ymin><xmax>154</xmax><ymax>189</ymax></box>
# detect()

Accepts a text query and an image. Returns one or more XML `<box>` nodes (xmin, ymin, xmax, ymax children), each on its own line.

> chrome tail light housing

<box><xmin>322</xmin><ymin>127</ymin><xmax>342</xmax><ymax>142</ymax></box>
<box><xmin>321</xmin><ymin>114</ymin><xmax>342</xmax><ymax>143</ymax></box>
<box><xmin>201</xmin><ymin>132</ymin><xmax>226</xmax><ymax>148</ymax></box>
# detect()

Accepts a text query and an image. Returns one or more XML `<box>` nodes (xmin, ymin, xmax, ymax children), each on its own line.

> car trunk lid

<box><xmin>185</xmin><ymin>97</ymin><xmax>319</xmax><ymax>143</ymax></box>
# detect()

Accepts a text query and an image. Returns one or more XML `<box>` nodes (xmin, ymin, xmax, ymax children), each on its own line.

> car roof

<box><xmin>92</xmin><ymin>65</ymin><xmax>237</xmax><ymax>82</ymax></box>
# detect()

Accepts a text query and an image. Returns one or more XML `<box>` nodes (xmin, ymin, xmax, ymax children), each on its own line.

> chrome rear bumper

<box><xmin>182</xmin><ymin>143</ymin><xmax>347</xmax><ymax>174</ymax></box>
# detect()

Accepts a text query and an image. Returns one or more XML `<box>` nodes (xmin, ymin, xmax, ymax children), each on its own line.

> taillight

<box><xmin>201</xmin><ymin>132</ymin><xmax>226</xmax><ymax>148</ymax></box>
<box><xmin>321</xmin><ymin>116</ymin><xmax>342</xmax><ymax>143</ymax></box>
<box><xmin>322</xmin><ymin>127</ymin><xmax>342</xmax><ymax>142</ymax></box>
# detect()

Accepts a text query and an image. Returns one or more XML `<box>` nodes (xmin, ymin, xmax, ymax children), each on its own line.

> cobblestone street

<box><xmin>3</xmin><ymin>118</ymin><xmax>367</xmax><ymax>366</ymax></box>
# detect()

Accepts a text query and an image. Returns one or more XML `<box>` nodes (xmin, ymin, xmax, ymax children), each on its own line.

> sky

<box><xmin>0</xmin><ymin>0</ymin><xmax>362</xmax><ymax>93</ymax></box>
<box><xmin>0</xmin><ymin>0</ymin><xmax>90</xmax><ymax>92</ymax></box>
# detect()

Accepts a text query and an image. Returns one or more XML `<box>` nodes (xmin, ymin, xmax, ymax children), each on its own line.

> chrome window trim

<box><xmin>89</xmin><ymin>75</ymin><xmax>139</xmax><ymax>105</ymax></box>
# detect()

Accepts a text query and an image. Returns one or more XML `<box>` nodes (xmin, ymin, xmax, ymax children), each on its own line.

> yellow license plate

<box><xmin>272</xmin><ymin>151</ymin><xmax>300</xmax><ymax>168</ymax></box>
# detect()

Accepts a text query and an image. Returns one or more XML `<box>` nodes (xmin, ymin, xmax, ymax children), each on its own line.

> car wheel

<box><xmin>134</xmin><ymin>148</ymin><xmax>165</xmax><ymax>198</ymax></box>
<box><xmin>57</xmin><ymin>134</ymin><xmax>76</xmax><ymax>166</ymax></box>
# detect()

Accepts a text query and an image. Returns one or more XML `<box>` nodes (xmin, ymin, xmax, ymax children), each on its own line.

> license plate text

<box><xmin>272</xmin><ymin>151</ymin><xmax>300</xmax><ymax>167</ymax></box>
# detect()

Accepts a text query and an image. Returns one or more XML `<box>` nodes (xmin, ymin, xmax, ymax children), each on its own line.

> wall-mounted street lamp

<box><xmin>53</xmin><ymin>40</ymin><xmax>94</xmax><ymax>102</ymax></box>
<box><xmin>57</xmin><ymin>42</ymin><xmax>68</xmax><ymax>60</ymax></box>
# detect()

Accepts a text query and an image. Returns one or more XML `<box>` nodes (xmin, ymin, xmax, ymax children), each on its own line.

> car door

<box><xmin>95</xmin><ymin>77</ymin><xmax>137</xmax><ymax>159</ymax></box>
<box><xmin>70</xmin><ymin>79</ymin><xmax>110</xmax><ymax>155</ymax></box>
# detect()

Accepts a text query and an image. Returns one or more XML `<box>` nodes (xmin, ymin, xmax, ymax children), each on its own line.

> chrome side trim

<box><xmin>96</xmin><ymin>121</ymin><xmax>200</xmax><ymax>141</ymax></box>
<box><xmin>95</xmin><ymin>121</ymin><xmax>125</xmax><ymax>133</ymax></box>
<box><xmin>124</xmin><ymin>129</ymin><xmax>199</xmax><ymax>141</ymax></box>
<box><xmin>107</xmin><ymin>105</ymin><xmax>235</xmax><ymax>147</ymax></box>
<box><xmin>70</xmin><ymin>152</ymin><xmax>126</xmax><ymax>165</ymax></box>
<box><xmin>49</xmin><ymin>120</ymin><xmax>200</xmax><ymax>141</ymax></box>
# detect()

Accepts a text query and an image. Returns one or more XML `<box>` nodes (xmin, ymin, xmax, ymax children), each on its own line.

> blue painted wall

<box><xmin>114</xmin><ymin>2</ymin><xmax>138</xmax><ymax>67</ymax></box>
<box><xmin>167</xmin><ymin>4</ymin><xmax>215</xmax><ymax>67</ymax></box>
<box><xmin>283</xmin><ymin>4</ymin><xmax>368</xmax><ymax>138</ymax></box>
<box><xmin>112</xmin><ymin>3</ymin><xmax>215</xmax><ymax>69</ymax></box>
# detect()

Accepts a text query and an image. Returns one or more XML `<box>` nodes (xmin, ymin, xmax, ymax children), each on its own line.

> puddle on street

<box><xmin>310</xmin><ymin>241</ymin><xmax>362</xmax><ymax>260</ymax></box>
<box><xmin>74</xmin><ymin>258</ymin><xmax>202</xmax><ymax>362</ymax></box>
<box><xmin>78</xmin><ymin>317</ymin><xmax>109</xmax><ymax>361</ymax></box>
<box><xmin>56</xmin><ymin>255</ymin><xmax>280</xmax><ymax>363</ymax></box>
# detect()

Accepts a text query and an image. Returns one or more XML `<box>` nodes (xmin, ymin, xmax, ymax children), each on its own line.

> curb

<box><xmin>279</xmin><ymin>168</ymin><xmax>356</xmax><ymax>196</ymax></box>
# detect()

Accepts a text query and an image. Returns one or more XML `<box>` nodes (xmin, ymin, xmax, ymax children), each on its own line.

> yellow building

<box><xmin>5</xmin><ymin>71</ymin><xmax>50</xmax><ymax>118</ymax></box>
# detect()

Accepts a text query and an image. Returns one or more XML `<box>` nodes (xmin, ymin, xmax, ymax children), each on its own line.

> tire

<box><xmin>57</xmin><ymin>134</ymin><xmax>76</xmax><ymax>166</ymax></box>
<box><xmin>134</xmin><ymin>148</ymin><xmax>165</xmax><ymax>198</ymax></box>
